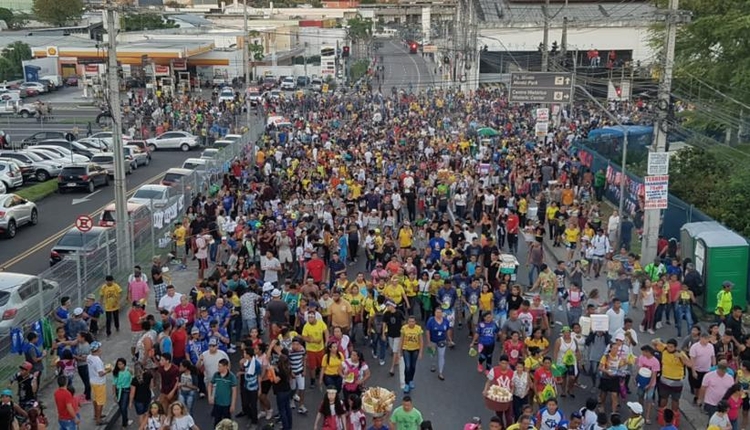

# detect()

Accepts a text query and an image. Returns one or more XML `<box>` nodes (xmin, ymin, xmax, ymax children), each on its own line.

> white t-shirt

<box><xmin>200</xmin><ymin>350</ymin><xmax>229</xmax><ymax>379</ymax></box>
<box><xmin>169</xmin><ymin>415</ymin><xmax>196</xmax><ymax>430</ymax></box>
<box><xmin>87</xmin><ymin>354</ymin><xmax>106</xmax><ymax>385</ymax></box>
<box><xmin>159</xmin><ymin>293</ymin><xmax>183</xmax><ymax>313</ymax></box>
<box><xmin>606</xmin><ymin>308</ymin><xmax>625</xmax><ymax>336</ymax></box>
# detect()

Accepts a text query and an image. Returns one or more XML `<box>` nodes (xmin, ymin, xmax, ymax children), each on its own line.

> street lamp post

<box><xmin>575</xmin><ymin>85</ymin><xmax>629</xmax><ymax>240</ymax></box>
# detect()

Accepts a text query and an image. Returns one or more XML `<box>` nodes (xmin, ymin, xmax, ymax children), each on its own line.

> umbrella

<box><xmin>477</xmin><ymin>127</ymin><xmax>499</xmax><ymax>137</ymax></box>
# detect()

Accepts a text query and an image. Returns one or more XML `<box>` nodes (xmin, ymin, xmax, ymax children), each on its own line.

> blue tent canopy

<box><xmin>587</xmin><ymin>125</ymin><xmax>654</xmax><ymax>140</ymax></box>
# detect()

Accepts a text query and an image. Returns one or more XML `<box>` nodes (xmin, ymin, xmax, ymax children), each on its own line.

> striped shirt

<box><xmin>288</xmin><ymin>348</ymin><xmax>306</xmax><ymax>376</ymax></box>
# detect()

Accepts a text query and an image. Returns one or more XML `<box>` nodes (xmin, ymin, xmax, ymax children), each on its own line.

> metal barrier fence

<box><xmin>571</xmin><ymin>141</ymin><xmax>713</xmax><ymax>239</ymax></box>
<box><xmin>0</xmin><ymin>129</ymin><xmax>256</xmax><ymax>383</ymax></box>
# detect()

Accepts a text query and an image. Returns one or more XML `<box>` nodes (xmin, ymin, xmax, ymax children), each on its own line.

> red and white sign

<box><xmin>536</xmin><ymin>108</ymin><xmax>549</xmax><ymax>122</ymax></box>
<box><xmin>154</xmin><ymin>65</ymin><xmax>171</xmax><ymax>76</ymax></box>
<box><xmin>75</xmin><ymin>215</ymin><xmax>93</xmax><ymax>233</ymax></box>
<box><xmin>84</xmin><ymin>64</ymin><xmax>100</xmax><ymax>75</ymax></box>
<box><xmin>644</xmin><ymin>175</ymin><xmax>669</xmax><ymax>210</ymax></box>
<box><xmin>172</xmin><ymin>59</ymin><xmax>187</xmax><ymax>71</ymax></box>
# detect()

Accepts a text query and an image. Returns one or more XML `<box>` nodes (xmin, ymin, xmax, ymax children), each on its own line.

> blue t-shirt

<box><xmin>436</xmin><ymin>287</ymin><xmax>457</xmax><ymax>311</ymax></box>
<box><xmin>429</xmin><ymin>237</ymin><xmax>445</xmax><ymax>261</ymax></box>
<box><xmin>426</xmin><ymin>317</ymin><xmax>450</xmax><ymax>343</ymax></box>
<box><xmin>55</xmin><ymin>306</ymin><xmax>69</xmax><ymax>322</ymax></box>
<box><xmin>160</xmin><ymin>336</ymin><xmax>173</xmax><ymax>356</ymax></box>
<box><xmin>476</xmin><ymin>321</ymin><xmax>499</xmax><ymax>346</ymax></box>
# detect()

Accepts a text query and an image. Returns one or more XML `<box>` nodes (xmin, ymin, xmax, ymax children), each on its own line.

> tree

<box><xmin>0</xmin><ymin>41</ymin><xmax>32</xmax><ymax>81</ymax></box>
<box><xmin>347</xmin><ymin>15</ymin><xmax>373</xmax><ymax>43</ymax></box>
<box><xmin>32</xmin><ymin>0</ymin><xmax>83</xmax><ymax>26</ymax></box>
<box><xmin>0</xmin><ymin>7</ymin><xmax>28</xmax><ymax>29</ymax></box>
<box><xmin>248</xmin><ymin>42</ymin><xmax>265</xmax><ymax>61</ymax></box>
<box><xmin>652</xmin><ymin>0</ymin><xmax>750</xmax><ymax>138</ymax></box>
<box><xmin>121</xmin><ymin>13</ymin><xmax>179</xmax><ymax>32</ymax></box>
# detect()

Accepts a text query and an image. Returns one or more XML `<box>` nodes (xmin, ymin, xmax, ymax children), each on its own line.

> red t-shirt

<box><xmin>306</xmin><ymin>259</ymin><xmax>326</xmax><ymax>282</ymax></box>
<box><xmin>506</xmin><ymin>215</ymin><xmax>520</xmax><ymax>234</ymax></box>
<box><xmin>173</xmin><ymin>303</ymin><xmax>196</xmax><ymax>325</ymax></box>
<box><xmin>171</xmin><ymin>329</ymin><xmax>188</xmax><ymax>361</ymax></box>
<box><xmin>55</xmin><ymin>387</ymin><xmax>76</xmax><ymax>420</ymax></box>
<box><xmin>503</xmin><ymin>340</ymin><xmax>524</xmax><ymax>367</ymax></box>
<box><xmin>534</xmin><ymin>367</ymin><xmax>554</xmax><ymax>393</ymax></box>
<box><xmin>129</xmin><ymin>308</ymin><xmax>146</xmax><ymax>331</ymax></box>
<box><xmin>489</xmin><ymin>366</ymin><xmax>514</xmax><ymax>390</ymax></box>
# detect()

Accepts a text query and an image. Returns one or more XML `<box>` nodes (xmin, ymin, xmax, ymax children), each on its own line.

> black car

<box><xmin>57</xmin><ymin>163</ymin><xmax>109</xmax><ymax>193</ymax></box>
<box><xmin>50</xmin><ymin>226</ymin><xmax>114</xmax><ymax>266</ymax></box>
<box><xmin>21</xmin><ymin>131</ymin><xmax>75</xmax><ymax>146</ymax></box>
<box><xmin>31</xmin><ymin>140</ymin><xmax>95</xmax><ymax>158</ymax></box>
<box><xmin>296</xmin><ymin>76</ymin><xmax>310</xmax><ymax>88</ymax></box>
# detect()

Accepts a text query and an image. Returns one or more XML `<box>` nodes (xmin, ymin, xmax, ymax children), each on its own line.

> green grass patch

<box><xmin>350</xmin><ymin>59</ymin><xmax>371</xmax><ymax>82</ymax></box>
<box><xmin>15</xmin><ymin>179</ymin><xmax>59</xmax><ymax>202</ymax></box>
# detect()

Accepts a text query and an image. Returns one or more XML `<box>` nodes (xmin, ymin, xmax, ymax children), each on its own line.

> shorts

<box><xmin>291</xmin><ymin>374</ymin><xmax>306</xmax><ymax>391</ymax></box>
<box><xmin>261</xmin><ymin>380</ymin><xmax>273</xmax><ymax>395</ymax></box>
<box><xmin>198</xmin><ymin>258</ymin><xmax>208</xmax><ymax>270</ymax></box>
<box><xmin>638</xmin><ymin>385</ymin><xmax>656</xmax><ymax>401</ymax></box>
<box><xmin>566</xmin><ymin>242</ymin><xmax>577</xmax><ymax>250</ymax></box>
<box><xmin>388</xmin><ymin>337</ymin><xmax>402</xmax><ymax>354</ymax></box>
<box><xmin>175</xmin><ymin>245</ymin><xmax>186</xmax><ymax>259</ymax></box>
<box><xmin>278</xmin><ymin>250</ymin><xmax>293</xmax><ymax>264</ymax></box>
<box><xmin>444</xmin><ymin>310</ymin><xmax>456</xmax><ymax>328</ymax></box>
<box><xmin>92</xmin><ymin>383</ymin><xmax>107</xmax><ymax>406</ymax></box>
<box><xmin>131</xmin><ymin>331</ymin><xmax>142</xmax><ymax>350</ymax></box>
<box><xmin>658</xmin><ymin>380</ymin><xmax>683</xmax><ymax>400</ymax></box>
<box><xmin>307</xmin><ymin>350</ymin><xmax>324</xmax><ymax>369</ymax></box>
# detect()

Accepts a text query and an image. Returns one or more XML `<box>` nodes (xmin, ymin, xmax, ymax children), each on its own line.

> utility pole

<box><xmin>560</xmin><ymin>16</ymin><xmax>568</xmax><ymax>62</ymax></box>
<box><xmin>642</xmin><ymin>0</ymin><xmax>685</xmax><ymax>264</ymax></box>
<box><xmin>105</xmin><ymin>4</ymin><xmax>132</xmax><ymax>270</ymax></box>
<box><xmin>541</xmin><ymin>0</ymin><xmax>550</xmax><ymax>72</ymax></box>
<box><xmin>243</xmin><ymin>0</ymin><xmax>250</xmax><ymax>129</ymax></box>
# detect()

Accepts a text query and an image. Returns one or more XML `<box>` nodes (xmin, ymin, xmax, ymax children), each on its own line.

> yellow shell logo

<box><xmin>47</xmin><ymin>47</ymin><xmax>58</xmax><ymax>56</ymax></box>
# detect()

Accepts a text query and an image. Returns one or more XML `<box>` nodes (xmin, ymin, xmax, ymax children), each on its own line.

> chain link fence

<box><xmin>0</xmin><ymin>130</ymin><xmax>256</xmax><ymax>384</ymax></box>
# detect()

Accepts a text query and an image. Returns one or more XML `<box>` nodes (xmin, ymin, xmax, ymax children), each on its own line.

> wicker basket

<box><xmin>484</xmin><ymin>396</ymin><xmax>512</xmax><ymax>412</ymax></box>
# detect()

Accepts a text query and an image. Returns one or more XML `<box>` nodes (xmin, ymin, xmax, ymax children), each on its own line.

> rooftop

<box><xmin>475</xmin><ymin>0</ymin><xmax>659</xmax><ymax>25</ymax></box>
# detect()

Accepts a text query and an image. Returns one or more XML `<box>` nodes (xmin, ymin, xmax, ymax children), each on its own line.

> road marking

<box><xmin>72</xmin><ymin>189</ymin><xmax>101</xmax><ymax>205</ymax></box>
<box><xmin>0</xmin><ymin>169</ymin><xmax>169</xmax><ymax>271</ymax></box>
<box><xmin>390</xmin><ymin>40</ymin><xmax>423</xmax><ymax>90</ymax></box>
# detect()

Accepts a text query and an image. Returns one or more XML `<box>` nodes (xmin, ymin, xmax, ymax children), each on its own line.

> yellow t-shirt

<box><xmin>322</xmin><ymin>352</ymin><xmax>344</xmax><ymax>375</ymax></box>
<box><xmin>401</xmin><ymin>325</ymin><xmax>423</xmax><ymax>351</ymax></box>
<box><xmin>403</xmin><ymin>279</ymin><xmax>419</xmax><ymax>298</ymax></box>
<box><xmin>479</xmin><ymin>292</ymin><xmax>493</xmax><ymax>312</ymax></box>
<box><xmin>100</xmin><ymin>283</ymin><xmax>122</xmax><ymax>312</ymax></box>
<box><xmin>397</xmin><ymin>228</ymin><xmax>413</xmax><ymax>248</ymax></box>
<box><xmin>525</xmin><ymin>356</ymin><xmax>542</xmax><ymax>372</ymax></box>
<box><xmin>518</xmin><ymin>198</ymin><xmax>528</xmax><ymax>215</ymax></box>
<box><xmin>546</xmin><ymin>206</ymin><xmax>558</xmax><ymax>221</ymax></box>
<box><xmin>660</xmin><ymin>350</ymin><xmax>686</xmax><ymax>380</ymax></box>
<box><xmin>525</xmin><ymin>337</ymin><xmax>549</xmax><ymax>352</ymax></box>
<box><xmin>173</xmin><ymin>225</ymin><xmax>186</xmax><ymax>247</ymax></box>
<box><xmin>301</xmin><ymin>321</ymin><xmax>328</xmax><ymax>353</ymax></box>
<box><xmin>383</xmin><ymin>284</ymin><xmax>405</xmax><ymax>305</ymax></box>
<box><xmin>565</xmin><ymin>227</ymin><xmax>580</xmax><ymax>244</ymax></box>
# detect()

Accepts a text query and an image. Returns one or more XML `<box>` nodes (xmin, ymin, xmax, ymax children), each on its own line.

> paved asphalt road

<box><xmin>379</xmin><ymin>39</ymin><xmax>435</xmax><ymax>92</ymax></box>
<box><xmin>0</xmin><ymin>106</ymin><xmax>105</xmax><ymax>142</ymax></box>
<box><xmin>0</xmin><ymin>149</ymin><xmax>207</xmax><ymax>274</ymax></box>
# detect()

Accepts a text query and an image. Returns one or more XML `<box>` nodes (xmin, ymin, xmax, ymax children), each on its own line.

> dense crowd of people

<box><xmin>2</xmin><ymin>79</ymin><xmax>740</xmax><ymax>430</ymax></box>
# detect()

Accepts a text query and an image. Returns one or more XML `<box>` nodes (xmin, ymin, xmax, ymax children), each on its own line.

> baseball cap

<box><xmin>208</xmin><ymin>338</ymin><xmax>219</xmax><ymax>346</ymax></box>
<box><xmin>627</xmin><ymin>402</ymin><xmax>643</xmax><ymax>414</ymax></box>
<box><xmin>614</xmin><ymin>333</ymin><xmax>625</xmax><ymax>342</ymax></box>
<box><xmin>723</xmin><ymin>281</ymin><xmax>734</xmax><ymax>288</ymax></box>
<box><xmin>263</xmin><ymin>282</ymin><xmax>274</xmax><ymax>292</ymax></box>
<box><xmin>19</xmin><ymin>362</ymin><xmax>33</xmax><ymax>371</ymax></box>
<box><xmin>271</xmin><ymin>289</ymin><xmax>282</xmax><ymax>297</ymax></box>
<box><xmin>0</xmin><ymin>389</ymin><xmax>12</xmax><ymax>397</ymax></box>
<box><xmin>73</xmin><ymin>307</ymin><xmax>84</xmax><ymax>316</ymax></box>
<box><xmin>86</xmin><ymin>293</ymin><xmax>96</xmax><ymax>300</ymax></box>
<box><xmin>200</xmin><ymin>306</ymin><xmax>208</xmax><ymax>312</ymax></box>
<box><xmin>191</xmin><ymin>327</ymin><xmax>200</xmax><ymax>334</ymax></box>
<box><xmin>175</xmin><ymin>318</ymin><xmax>186</xmax><ymax>327</ymax></box>
<box><xmin>90</xmin><ymin>341</ymin><xmax>102</xmax><ymax>352</ymax></box>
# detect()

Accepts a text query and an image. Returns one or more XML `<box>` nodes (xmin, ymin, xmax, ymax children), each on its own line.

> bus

<box><xmin>408</xmin><ymin>41</ymin><xmax>418</xmax><ymax>54</ymax></box>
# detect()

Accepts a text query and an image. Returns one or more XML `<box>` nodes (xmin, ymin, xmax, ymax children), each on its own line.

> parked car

<box><xmin>124</xmin><ymin>145</ymin><xmax>150</xmax><ymax>167</ymax></box>
<box><xmin>212</xmin><ymin>140</ymin><xmax>233</xmax><ymax>149</ymax></box>
<box><xmin>246</xmin><ymin>87</ymin><xmax>261</xmax><ymax>106</ymax></box>
<box><xmin>0</xmin><ymin>273</ymin><xmax>60</xmax><ymax>334</ymax></box>
<box><xmin>262</xmin><ymin>90</ymin><xmax>282</xmax><ymax>101</ymax></box>
<box><xmin>39</xmin><ymin>75</ymin><xmax>63</xmax><ymax>89</ymax></box>
<box><xmin>25</xmin><ymin>147</ymin><xmax>85</xmax><ymax>166</ymax></box>
<box><xmin>0</xmin><ymin>158</ymin><xmax>32</xmax><ymax>182</ymax></box>
<box><xmin>87</xmin><ymin>132</ymin><xmax>132</xmax><ymax>146</ymax></box>
<box><xmin>90</xmin><ymin>153</ymin><xmax>135</xmax><ymax>176</ymax></box>
<box><xmin>311</xmin><ymin>78</ymin><xmax>323</xmax><ymax>92</ymax></box>
<box><xmin>296</xmin><ymin>76</ymin><xmax>310</xmax><ymax>88</ymax></box>
<box><xmin>262</xmin><ymin>76</ymin><xmax>277</xmax><ymax>90</ymax></box>
<box><xmin>36</xmin><ymin>79</ymin><xmax>56</xmax><ymax>93</ymax></box>
<box><xmin>18</xmin><ymin>82</ymin><xmax>47</xmax><ymax>94</ymax></box>
<box><xmin>200</xmin><ymin>148</ymin><xmax>220</xmax><ymax>161</ymax></box>
<box><xmin>0</xmin><ymin>160</ymin><xmax>23</xmax><ymax>190</ymax></box>
<box><xmin>22</xmin><ymin>131</ymin><xmax>75</xmax><ymax>146</ymax></box>
<box><xmin>182</xmin><ymin>157</ymin><xmax>210</xmax><ymax>174</ymax></box>
<box><xmin>32</xmin><ymin>145</ymin><xmax>90</xmax><ymax>163</ymax></box>
<box><xmin>224</xmin><ymin>134</ymin><xmax>242</xmax><ymax>142</ymax></box>
<box><xmin>160</xmin><ymin>168</ymin><xmax>193</xmax><ymax>187</ymax></box>
<box><xmin>57</xmin><ymin>163</ymin><xmax>110</xmax><ymax>193</ymax></box>
<box><xmin>0</xmin><ymin>193</ymin><xmax>38</xmax><ymax>238</ymax></box>
<box><xmin>0</xmin><ymin>100</ymin><xmax>36</xmax><ymax>117</ymax></box>
<box><xmin>128</xmin><ymin>184</ymin><xmax>180</xmax><ymax>209</ymax></box>
<box><xmin>78</xmin><ymin>137</ymin><xmax>109</xmax><ymax>152</ymax></box>
<box><xmin>218</xmin><ymin>87</ymin><xmax>235</xmax><ymax>103</ymax></box>
<box><xmin>49</xmin><ymin>226</ymin><xmax>114</xmax><ymax>266</ymax></box>
<box><xmin>99</xmin><ymin>202</ymin><xmax>151</xmax><ymax>240</ymax></box>
<box><xmin>32</xmin><ymin>140</ymin><xmax>95</xmax><ymax>159</ymax></box>
<box><xmin>127</xmin><ymin>140</ymin><xmax>152</xmax><ymax>160</ymax></box>
<box><xmin>146</xmin><ymin>131</ymin><xmax>200</xmax><ymax>152</ymax></box>
<box><xmin>280</xmin><ymin>77</ymin><xmax>297</xmax><ymax>91</ymax></box>
<box><xmin>0</xmin><ymin>150</ymin><xmax>62</xmax><ymax>182</ymax></box>
<box><xmin>64</xmin><ymin>76</ymin><xmax>79</xmax><ymax>87</ymax></box>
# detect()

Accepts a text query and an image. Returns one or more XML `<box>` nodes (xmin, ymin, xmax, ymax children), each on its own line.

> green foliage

<box><xmin>121</xmin><ymin>13</ymin><xmax>179</xmax><ymax>32</ymax></box>
<box><xmin>0</xmin><ymin>8</ymin><xmax>28</xmax><ymax>29</ymax></box>
<box><xmin>349</xmin><ymin>59</ymin><xmax>370</xmax><ymax>81</ymax></box>
<box><xmin>32</xmin><ymin>0</ymin><xmax>83</xmax><ymax>26</ymax></box>
<box><xmin>347</xmin><ymin>15</ymin><xmax>373</xmax><ymax>42</ymax></box>
<box><xmin>652</xmin><ymin>0</ymin><xmax>750</xmax><ymax>136</ymax></box>
<box><xmin>0</xmin><ymin>41</ymin><xmax>32</xmax><ymax>81</ymax></box>
<box><xmin>248</xmin><ymin>42</ymin><xmax>264</xmax><ymax>62</ymax></box>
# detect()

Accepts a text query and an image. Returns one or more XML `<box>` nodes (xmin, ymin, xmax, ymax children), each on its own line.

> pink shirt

<box><xmin>690</xmin><ymin>342</ymin><xmax>715</xmax><ymax>372</ymax></box>
<box><xmin>702</xmin><ymin>370</ymin><xmax>735</xmax><ymax>406</ymax></box>
<box><xmin>128</xmin><ymin>278</ymin><xmax>149</xmax><ymax>303</ymax></box>
<box><xmin>636</xmin><ymin>355</ymin><xmax>660</xmax><ymax>375</ymax></box>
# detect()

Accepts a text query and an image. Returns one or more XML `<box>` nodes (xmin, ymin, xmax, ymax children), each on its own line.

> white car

<box><xmin>32</xmin><ymin>145</ymin><xmax>90</xmax><ymax>163</ymax></box>
<box><xmin>128</xmin><ymin>184</ymin><xmax>180</xmax><ymax>209</ymax></box>
<box><xmin>218</xmin><ymin>88</ymin><xmax>235</xmax><ymax>103</ymax></box>
<box><xmin>90</xmin><ymin>152</ymin><xmax>135</xmax><ymax>175</ymax></box>
<box><xmin>0</xmin><ymin>273</ymin><xmax>59</xmax><ymax>334</ymax></box>
<box><xmin>78</xmin><ymin>137</ymin><xmax>110</xmax><ymax>151</ymax></box>
<box><xmin>200</xmin><ymin>148</ymin><xmax>220</xmax><ymax>160</ymax></box>
<box><xmin>280</xmin><ymin>77</ymin><xmax>296</xmax><ymax>91</ymax></box>
<box><xmin>88</xmin><ymin>132</ymin><xmax>132</xmax><ymax>146</ymax></box>
<box><xmin>124</xmin><ymin>145</ymin><xmax>150</xmax><ymax>167</ymax></box>
<box><xmin>0</xmin><ymin>181</ymin><xmax>5</xmax><ymax>195</ymax></box>
<box><xmin>146</xmin><ymin>131</ymin><xmax>200</xmax><ymax>152</ymax></box>
<box><xmin>19</xmin><ymin>82</ymin><xmax>47</xmax><ymax>94</ymax></box>
<box><xmin>182</xmin><ymin>157</ymin><xmax>209</xmax><ymax>174</ymax></box>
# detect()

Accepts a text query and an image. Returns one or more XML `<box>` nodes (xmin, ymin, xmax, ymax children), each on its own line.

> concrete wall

<box><xmin>299</xmin><ymin>27</ymin><xmax>346</xmax><ymax>57</ymax></box>
<box><xmin>479</xmin><ymin>25</ymin><xmax>655</xmax><ymax>62</ymax></box>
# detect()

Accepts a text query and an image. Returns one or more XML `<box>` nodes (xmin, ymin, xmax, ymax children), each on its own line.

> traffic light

<box><xmin>342</xmin><ymin>46</ymin><xmax>350</xmax><ymax>58</ymax></box>
<box><xmin>615</xmin><ymin>86</ymin><xmax>622</xmax><ymax>97</ymax></box>
<box><xmin>551</xmin><ymin>41</ymin><xmax>559</xmax><ymax>54</ymax></box>
<box><xmin>443</xmin><ymin>56</ymin><xmax>450</xmax><ymax>64</ymax></box>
